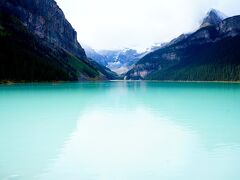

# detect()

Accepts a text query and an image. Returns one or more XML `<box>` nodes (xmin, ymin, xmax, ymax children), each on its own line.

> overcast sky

<box><xmin>56</xmin><ymin>0</ymin><xmax>240</xmax><ymax>51</ymax></box>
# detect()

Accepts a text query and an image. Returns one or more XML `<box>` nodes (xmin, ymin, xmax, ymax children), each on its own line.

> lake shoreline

<box><xmin>0</xmin><ymin>79</ymin><xmax>110</xmax><ymax>85</ymax></box>
<box><xmin>112</xmin><ymin>80</ymin><xmax>240</xmax><ymax>84</ymax></box>
<box><xmin>1</xmin><ymin>80</ymin><xmax>240</xmax><ymax>85</ymax></box>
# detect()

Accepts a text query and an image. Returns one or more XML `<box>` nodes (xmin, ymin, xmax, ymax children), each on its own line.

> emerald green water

<box><xmin>0</xmin><ymin>82</ymin><xmax>240</xmax><ymax>180</ymax></box>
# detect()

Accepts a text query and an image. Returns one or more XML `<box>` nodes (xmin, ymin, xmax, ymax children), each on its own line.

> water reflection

<box><xmin>41</xmin><ymin>108</ymin><xmax>198</xmax><ymax>180</ymax></box>
<box><xmin>42</xmin><ymin>107</ymin><xmax>240</xmax><ymax>180</ymax></box>
<box><xmin>0</xmin><ymin>82</ymin><xmax>240</xmax><ymax>180</ymax></box>
<box><xmin>0</xmin><ymin>83</ymin><xmax>95</xmax><ymax>180</ymax></box>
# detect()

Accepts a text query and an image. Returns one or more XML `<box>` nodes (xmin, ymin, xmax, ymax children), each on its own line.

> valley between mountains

<box><xmin>0</xmin><ymin>0</ymin><xmax>240</xmax><ymax>82</ymax></box>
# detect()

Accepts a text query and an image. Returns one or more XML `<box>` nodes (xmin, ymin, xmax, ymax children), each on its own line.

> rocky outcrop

<box><xmin>0</xmin><ymin>0</ymin><xmax>86</xmax><ymax>59</ymax></box>
<box><xmin>200</xmin><ymin>9</ymin><xmax>227</xmax><ymax>28</ymax></box>
<box><xmin>218</xmin><ymin>16</ymin><xmax>240</xmax><ymax>37</ymax></box>
<box><xmin>125</xmin><ymin>63</ymin><xmax>160</xmax><ymax>80</ymax></box>
<box><xmin>0</xmin><ymin>0</ymin><xmax>120</xmax><ymax>81</ymax></box>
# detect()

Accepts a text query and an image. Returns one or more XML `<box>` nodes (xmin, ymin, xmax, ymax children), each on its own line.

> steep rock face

<box><xmin>166</xmin><ymin>34</ymin><xmax>190</xmax><ymax>47</ymax></box>
<box><xmin>200</xmin><ymin>9</ymin><xmax>227</xmax><ymax>28</ymax></box>
<box><xmin>218</xmin><ymin>16</ymin><xmax>240</xmax><ymax>37</ymax></box>
<box><xmin>0</xmin><ymin>0</ymin><xmax>86</xmax><ymax>59</ymax></box>
<box><xmin>82</xmin><ymin>44</ymin><xmax>108</xmax><ymax>66</ymax></box>
<box><xmin>0</xmin><ymin>0</ymin><xmax>119</xmax><ymax>81</ymax></box>
<box><xmin>0</xmin><ymin>12</ymin><xmax>101</xmax><ymax>81</ymax></box>
<box><xmin>125</xmin><ymin>13</ymin><xmax>240</xmax><ymax>81</ymax></box>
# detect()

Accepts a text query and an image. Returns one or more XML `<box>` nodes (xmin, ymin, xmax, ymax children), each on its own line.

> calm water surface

<box><xmin>0</xmin><ymin>82</ymin><xmax>240</xmax><ymax>180</ymax></box>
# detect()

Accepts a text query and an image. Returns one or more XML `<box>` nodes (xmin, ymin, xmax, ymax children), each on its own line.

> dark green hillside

<box><xmin>147</xmin><ymin>36</ymin><xmax>240</xmax><ymax>81</ymax></box>
<box><xmin>0</xmin><ymin>12</ymin><xmax>100</xmax><ymax>82</ymax></box>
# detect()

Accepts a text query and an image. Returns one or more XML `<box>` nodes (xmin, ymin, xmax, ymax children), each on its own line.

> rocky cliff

<box><xmin>0</xmin><ymin>0</ymin><xmax>118</xmax><ymax>81</ymax></box>
<box><xmin>0</xmin><ymin>0</ymin><xmax>86</xmax><ymax>59</ymax></box>
<box><xmin>200</xmin><ymin>9</ymin><xmax>227</xmax><ymax>28</ymax></box>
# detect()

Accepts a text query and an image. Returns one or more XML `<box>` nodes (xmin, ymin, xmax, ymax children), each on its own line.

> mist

<box><xmin>56</xmin><ymin>0</ymin><xmax>240</xmax><ymax>51</ymax></box>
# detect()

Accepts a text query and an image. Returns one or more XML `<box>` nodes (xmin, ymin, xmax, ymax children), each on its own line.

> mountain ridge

<box><xmin>0</xmin><ymin>0</ymin><xmax>116</xmax><ymax>81</ymax></box>
<box><xmin>200</xmin><ymin>9</ymin><xmax>227</xmax><ymax>28</ymax></box>
<box><xmin>125</xmin><ymin>10</ymin><xmax>240</xmax><ymax>81</ymax></box>
<box><xmin>84</xmin><ymin>47</ymin><xmax>146</xmax><ymax>75</ymax></box>
<box><xmin>0</xmin><ymin>0</ymin><xmax>87</xmax><ymax>60</ymax></box>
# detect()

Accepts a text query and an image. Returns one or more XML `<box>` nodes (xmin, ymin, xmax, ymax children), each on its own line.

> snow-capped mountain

<box><xmin>99</xmin><ymin>48</ymin><xmax>146</xmax><ymax>74</ymax></box>
<box><xmin>83</xmin><ymin>47</ymin><xmax>147</xmax><ymax>75</ymax></box>
<box><xmin>81</xmin><ymin>44</ymin><xmax>108</xmax><ymax>66</ymax></box>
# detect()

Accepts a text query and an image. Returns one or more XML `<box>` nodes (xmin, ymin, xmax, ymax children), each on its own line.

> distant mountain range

<box><xmin>83</xmin><ymin>45</ymin><xmax>148</xmax><ymax>75</ymax></box>
<box><xmin>0</xmin><ymin>0</ymin><xmax>117</xmax><ymax>82</ymax></box>
<box><xmin>1</xmin><ymin>2</ymin><xmax>239</xmax><ymax>82</ymax></box>
<box><xmin>125</xmin><ymin>9</ymin><xmax>240</xmax><ymax>81</ymax></box>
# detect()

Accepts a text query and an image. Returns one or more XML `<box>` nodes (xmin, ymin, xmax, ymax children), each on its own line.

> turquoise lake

<box><xmin>0</xmin><ymin>81</ymin><xmax>240</xmax><ymax>180</ymax></box>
